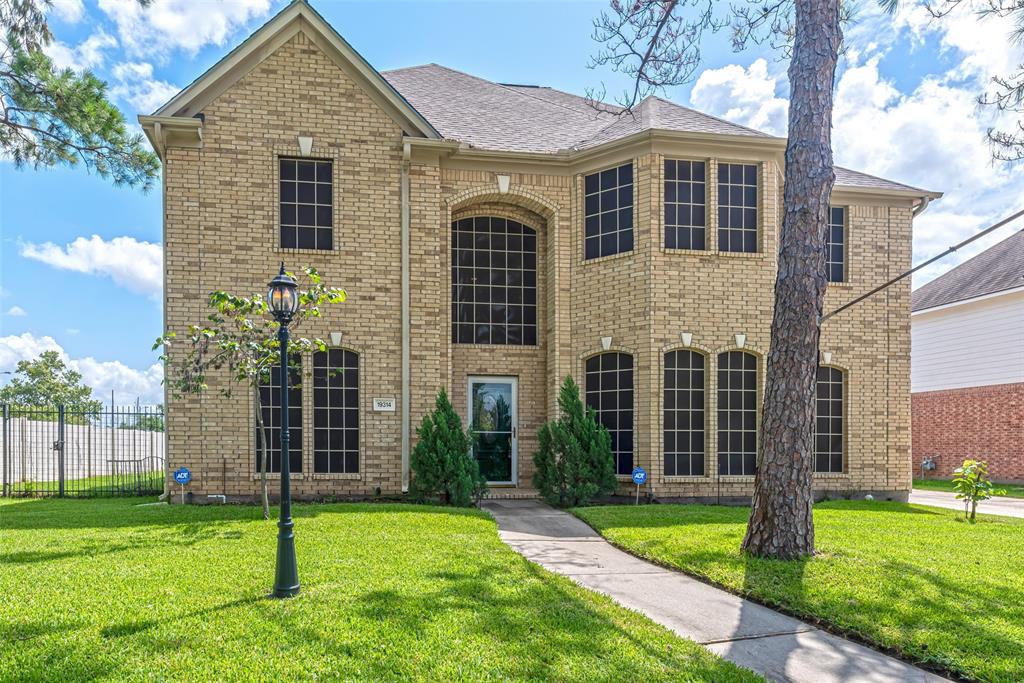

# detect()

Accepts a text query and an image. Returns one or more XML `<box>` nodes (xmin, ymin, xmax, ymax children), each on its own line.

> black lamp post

<box><xmin>267</xmin><ymin>263</ymin><xmax>300</xmax><ymax>598</ymax></box>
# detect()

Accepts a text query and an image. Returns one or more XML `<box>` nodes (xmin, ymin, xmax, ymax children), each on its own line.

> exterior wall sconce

<box><xmin>297</xmin><ymin>136</ymin><xmax>313</xmax><ymax>156</ymax></box>
<box><xmin>680</xmin><ymin>332</ymin><xmax>693</xmax><ymax>347</ymax></box>
<box><xmin>601</xmin><ymin>336</ymin><xmax>613</xmax><ymax>351</ymax></box>
<box><xmin>330</xmin><ymin>331</ymin><xmax>343</xmax><ymax>347</ymax></box>
<box><xmin>822</xmin><ymin>351</ymin><xmax>833</xmax><ymax>365</ymax></box>
<box><xmin>735</xmin><ymin>333</ymin><xmax>746</xmax><ymax>349</ymax></box>
<box><xmin>496</xmin><ymin>174</ymin><xmax>511</xmax><ymax>194</ymax></box>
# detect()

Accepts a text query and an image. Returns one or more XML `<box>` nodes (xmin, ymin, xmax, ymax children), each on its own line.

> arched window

<box><xmin>452</xmin><ymin>216</ymin><xmax>537</xmax><ymax>345</ymax></box>
<box><xmin>815</xmin><ymin>366</ymin><xmax>844</xmax><ymax>473</ymax></box>
<box><xmin>717</xmin><ymin>351</ymin><xmax>757</xmax><ymax>476</ymax></box>
<box><xmin>664</xmin><ymin>350</ymin><xmax>705</xmax><ymax>476</ymax></box>
<box><xmin>312</xmin><ymin>349</ymin><xmax>359</xmax><ymax>474</ymax></box>
<box><xmin>585</xmin><ymin>352</ymin><xmax>634</xmax><ymax>475</ymax></box>
<box><xmin>255</xmin><ymin>354</ymin><xmax>302</xmax><ymax>474</ymax></box>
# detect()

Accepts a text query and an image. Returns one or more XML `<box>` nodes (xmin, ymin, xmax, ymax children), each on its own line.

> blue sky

<box><xmin>1</xmin><ymin>0</ymin><xmax>1022</xmax><ymax>404</ymax></box>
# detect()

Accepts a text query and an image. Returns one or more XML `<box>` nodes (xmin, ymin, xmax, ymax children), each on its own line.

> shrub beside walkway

<box><xmin>483</xmin><ymin>500</ymin><xmax>948</xmax><ymax>683</ymax></box>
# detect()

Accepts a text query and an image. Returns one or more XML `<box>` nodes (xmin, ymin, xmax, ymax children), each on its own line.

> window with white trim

<box><xmin>312</xmin><ymin>349</ymin><xmax>359</xmax><ymax>474</ymax></box>
<box><xmin>814</xmin><ymin>366</ymin><xmax>844</xmax><ymax>473</ymax></box>
<box><xmin>585</xmin><ymin>352</ymin><xmax>634</xmax><ymax>475</ymax></box>
<box><xmin>717</xmin><ymin>351</ymin><xmax>757</xmax><ymax>475</ymax></box>
<box><xmin>664</xmin><ymin>350</ymin><xmax>705</xmax><ymax>476</ymax></box>
<box><xmin>279</xmin><ymin>158</ymin><xmax>332</xmax><ymax>250</ymax></box>
<box><xmin>717</xmin><ymin>163</ymin><xmax>758</xmax><ymax>253</ymax></box>
<box><xmin>584</xmin><ymin>163</ymin><xmax>634</xmax><ymax>259</ymax></box>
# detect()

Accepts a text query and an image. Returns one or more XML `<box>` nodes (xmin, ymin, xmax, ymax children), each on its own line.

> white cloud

<box><xmin>49</xmin><ymin>0</ymin><xmax>85</xmax><ymax>23</ymax></box>
<box><xmin>6</xmin><ymin>306</ymin><xmax>27</xmax><ymax>317</ymax></box>
<box><xmin>20</xmin><ymin>235</ymin><xmax>163</xmax><ymax>299</ymax></box>
<box><xmin>98</xmin><ymin>0</ymin><xmax>272</xmax><ymax>58</ymax></box>
<box><xmin>690</xmin><ymin>58</ymin><xmax>789</xmax><ymax>136</ymax></box>
<box><xmin>46</xmin><ymin>31</ymin><xmax>118</xmax><ymax>71</ymax></box>
<box><xmin>0</xmin><ymin>333</ymin><xmax>164</xmax><ymax>404</ymax></box>
<box><xmin>110</xmin><ymin>62</ymin><xmax>180</xmax><ymax>113</ymax></box>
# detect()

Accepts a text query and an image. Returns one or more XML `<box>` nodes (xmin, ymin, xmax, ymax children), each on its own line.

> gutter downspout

<box><xmin>912</xmin><ymin>195</ymin><xmax>930</xmax><ymax>217</ymax></box>
<box><xmin>401</xmin><ymin>141</ymin><xmax>411</xmax><ymax>493</ymax></box>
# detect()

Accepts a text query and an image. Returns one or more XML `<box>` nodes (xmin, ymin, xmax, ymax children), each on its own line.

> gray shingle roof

<box><xmin>912</xmin><ymin>229</ymin><xmax>1024</xmax><ymax>311</ymax></box>
<box><xmin>382</xmin><ymin>63</ymin><xmax>936</xmax><ymax>197</ymax></box>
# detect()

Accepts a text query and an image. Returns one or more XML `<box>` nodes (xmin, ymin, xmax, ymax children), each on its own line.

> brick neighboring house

<box><xmin>911</xmin><ymin>230</ymin><xmax>1024</xmax><ymax>482</ymax></box>
<box><xmin>141</xmin><ymin>1</ymin><xmax>941</xmax><ymax>504</ymax></box>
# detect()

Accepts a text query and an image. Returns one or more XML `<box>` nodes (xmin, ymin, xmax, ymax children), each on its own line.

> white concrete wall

<box><xmin>911</xmin><ymin>289</ymin><xmax>1024</xmax><ymax>392</ymax></box>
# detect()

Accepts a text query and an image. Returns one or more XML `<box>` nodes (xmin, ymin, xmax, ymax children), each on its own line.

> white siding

<box><xmin>911</xmin><ymin>289</ymin><xmax>1024</xmax><ymax>392</ymax></box>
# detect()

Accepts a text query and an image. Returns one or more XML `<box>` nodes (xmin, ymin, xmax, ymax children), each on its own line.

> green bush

<box><xmin>533</xmin><ymin>376</ymin><xmax>617</xmax><ymax>507</ymax></box>
<box><xmin>410</xmin><ymin>389</ymin><xmax>487</xmax><ymax>506</ymax></box>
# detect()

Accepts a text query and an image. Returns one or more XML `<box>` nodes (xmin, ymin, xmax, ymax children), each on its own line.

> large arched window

<box><xmin>664</xmin><ymin>350</ymin><xmax>705</xmax><ymax>476</ymax></box>
<box><xmin>815</xmin><ymin>366</ymin><xmax>844</xmax><ymax>473</ymax></box>
<box><xmin>717</xmin><ymin>350</ymin><xmax>757</xmax><ymax>476</ymax></box>
<box><xmin>452</xmin><ymin>216</ymin><xmax>537</xmax><ymax>345</ymax></box>
<box><xmin>255</xmin><ymin>354</ymin><xmax>302</xmax><ymax>474</ymax></box>
<box><xmin>312</xmin><ymin>349</ymin><xmax>359</xmax><ymax>474</ymax></box>
<box><xmin>585</xmin><ymin>352</ymin><xmax>634</xmax><ymax>475</ymax></box>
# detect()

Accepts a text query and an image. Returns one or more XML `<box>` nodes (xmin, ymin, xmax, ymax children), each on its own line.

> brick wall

<box><xmin>912</xmin><ymin>382</ymin><xmax>1024</xmax><ymax>482</ymax></box>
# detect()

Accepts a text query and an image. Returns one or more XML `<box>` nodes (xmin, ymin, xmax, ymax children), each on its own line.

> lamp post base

<box><xmin>272</xmin><ymin>518</ymin><xmax>300</xmax><ymax>598</ymax></box>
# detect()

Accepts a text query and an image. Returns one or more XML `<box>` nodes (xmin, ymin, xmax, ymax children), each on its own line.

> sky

<box><xmin>1</xmin><ymin>0</ymin><xmax>1022</xmax><ymax>406</ymax></box>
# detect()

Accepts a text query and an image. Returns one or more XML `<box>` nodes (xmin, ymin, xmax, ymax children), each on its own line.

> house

<box><xmin>141</xmin><ymin>0</ymin><xmax>941</xmax><ymax>503</ymax></box>
<box><xmin>911</xmin><ymin>229</ymin><xmax>1024</xmax><ymax>482</ymax></box>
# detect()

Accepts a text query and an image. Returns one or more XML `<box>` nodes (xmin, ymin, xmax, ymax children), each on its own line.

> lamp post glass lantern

<box><xmin>268</xmin><ymin>263</ymin><xmax>300</xmax><ymax>598</ymax></box>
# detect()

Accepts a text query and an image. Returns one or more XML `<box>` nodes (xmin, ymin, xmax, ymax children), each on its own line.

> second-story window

<box><xmin>827</xmin><ymin>206</ymin><xmax>846</xmax><ymax>282</ymax></box>
<box><xmin>584</xmin><ymin>163</ymin><xmax>633</xmax><ymax>260</ymax></box>
<box><xmin>717</xmin><ymin>162</ymin><xmax>758</xmax><ymax>253</ymax></box>
<box><xmin>664</xmin><ymin>160</ymin><xmax>707</xmax><ymax>250</ymax></box>
<box><xmin>280</xmin><ymin>158</ymin><xmax>332</xmax><ymax>250</ymax></box>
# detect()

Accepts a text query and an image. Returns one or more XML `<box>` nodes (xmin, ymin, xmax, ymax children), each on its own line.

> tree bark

<box><xmin>254</xmin><ymin>384</ymin><xmax>270</xmax><ymax>520</ymax></box>
<box><xmin>742</xmin><ymin>0</ymin><xmax>842</xmax><ymax>559</ymax></box>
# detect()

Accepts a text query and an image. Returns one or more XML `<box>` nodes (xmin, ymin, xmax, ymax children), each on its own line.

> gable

<box><xmin>152</xmin><ymin>1</ymin><xmax>437</xmax><ymax>139</ymax></box>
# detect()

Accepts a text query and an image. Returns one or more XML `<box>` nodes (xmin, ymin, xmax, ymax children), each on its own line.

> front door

<box><xmin>468</xmin><ymin>377</ymin><xmax>517</xmax><ymax>485</ymax></box>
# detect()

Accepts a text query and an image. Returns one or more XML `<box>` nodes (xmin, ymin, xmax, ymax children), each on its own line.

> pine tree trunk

<box><xmin>254</xmin><ymin>385</ymin><xmax>270</xmax><ymax>520</ymax></box>
<box><xmin>742</xmin><ymin>0</ymin><xmax>842</xmax><ymax>559</ymax></box>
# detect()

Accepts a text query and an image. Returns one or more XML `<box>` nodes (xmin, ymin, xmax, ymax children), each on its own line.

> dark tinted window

<box><xmin>280</xmin><ymin>158</ymin><xmax>332</xmax><ymax>250</ymax></box>
<box><xmin>584</xmin><ymin>163</ymin><xmax>634</xmax><ymax>259</ymax></box>
<box><xmin>256</xmin><ymin>354</ymin><xmax>302</xmax><ymax>473</ymax></box>
<box><xmin>815</xmin><ymin>366</ymin><xmax>844</xmax><ymax>473</ymax></box>
<box><xmin>717</xmin><ymin>163</ymin><xmax>758</xmax><ymax>253</ymax></box>
<box><xmin>664</xmin><ymin>350</ymin><xmax>705</xmax><ymax>476</ymax></box>
<box><xmin>451</xmin><ymin>217</ymin><xmax>538</xmax><ymax>345</ymax></box>
<box><xmin>664</xmin><ymin>160</ymin><xmax>707</xmax><ymax>250</ymax></box>
<box><xmin>827</xmin><ymin>206</ymin><xmax>846</xmax><ymax>282</ymax></box>
<box><xmin>312</xmin><ymin>349</ymin><xmax>359</xmax><ymax>474</ymax></box>
<box><xmin>585</xmin><ymin>352</ymin><xmax>634</xmax><ymax>475</ymax></box>
<box><xmin>717</xmin><ymin>351</ymin><xmax>757</xmax><ymax>475</ymax></box>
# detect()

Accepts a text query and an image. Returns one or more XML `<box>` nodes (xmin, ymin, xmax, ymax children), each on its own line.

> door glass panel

<box><xmin>470</xmin><ymin>380</ymin><xmax>514</xmax><ymax>483</ymax></box>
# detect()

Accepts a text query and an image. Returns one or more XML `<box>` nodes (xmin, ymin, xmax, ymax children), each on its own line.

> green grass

<box><xmin>0</xmin><ymin>498</ymin><xmax>759</xmax><ymax>682</ymax></box>
<box><xmin>10</xmin><ymin>471</ymin><xmax>164</xmax><ymax>498</ymax></box>
<box><xmin>914</xmin><ymin>477</ymin><xmax>1024</xmax><ymax>498</ymax></box>
<box><xmin>574</xmin><ymin>501</ymin><xmax>1024</xmax><ymax>682</ymax></box>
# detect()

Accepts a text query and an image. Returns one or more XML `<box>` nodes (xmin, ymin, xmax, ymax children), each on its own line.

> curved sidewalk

<box><xmin>482</xmin><ymin>500</ymin><xmax>948</xmax><ymax>683</ymax></box>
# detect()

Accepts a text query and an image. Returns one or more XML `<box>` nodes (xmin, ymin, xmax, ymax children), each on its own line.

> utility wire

<box><xmin>821</xmin><ymin>207</ymin><xmax>1024</xmax><ymax>322</ymax></box>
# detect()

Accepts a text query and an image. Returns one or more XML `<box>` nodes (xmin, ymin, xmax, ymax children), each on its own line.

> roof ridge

<box><xmin>647</xmin><ymin>94</ymin><xmax>773</xmax><ymax>138</ymax></box>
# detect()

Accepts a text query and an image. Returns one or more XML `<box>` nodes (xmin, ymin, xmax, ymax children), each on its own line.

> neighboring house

<box><xmin>911</xmin><ymin>230</ymin><xmax>1024</xmax><ymax>482</ymax></box>
<box><xmin>141</xmin><ymin>1</ymin><xmax>940</xmax><ymax>504</ymax></box>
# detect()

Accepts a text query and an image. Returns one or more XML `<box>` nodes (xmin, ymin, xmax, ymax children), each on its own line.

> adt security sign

<box><xmin>631</xmin><ymin>466</ymin><xmax>647</xmax><ymax>505</ymax></box>
<box><xmin>173</xmin><ymin>467</ymin><xmax>191</xmax><ymax>504</ymax></box>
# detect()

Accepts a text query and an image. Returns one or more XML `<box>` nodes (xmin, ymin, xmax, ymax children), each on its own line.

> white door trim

<box><xmin>467</xmin><ymin>376</ymin><xmax>518</xmax><ymax>486</ymax></box>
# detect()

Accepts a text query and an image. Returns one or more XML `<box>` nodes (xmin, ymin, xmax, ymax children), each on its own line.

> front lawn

<box><xmin>574</xmin><ymin>501</ymin><xmax>1024</xmax><ymax>683</ymax></box>
<box><xmin>0</xmin><ymin>498</ymin><xmax>759</xmax><ymax>682</ymax></box>
<box><xmin>914</xmin><ymin>477</ymin><xmax>1024</xmax><ymax>498</ymax></box>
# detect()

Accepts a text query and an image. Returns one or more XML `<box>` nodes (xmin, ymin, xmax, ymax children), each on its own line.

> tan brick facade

<box><xmin>156</xmin><ymin>26</ymin><xmax>918</xmax><ymax>504</ymax></box>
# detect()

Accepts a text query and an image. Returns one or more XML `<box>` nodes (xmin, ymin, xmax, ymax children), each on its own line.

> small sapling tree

<box><xmin>410</xmin><ymin>389</ymin><xmax>487</xmax><ymax>506</ymax></box>
<box><xmin>155</xmin><ymin>267</ymin><xmax>345</xmax><ymax>517</ymax></box>
<box><xmin>952</xmin><ymin>459</ymin><xmax>1005</xmax><ymax>522</ymax></box>
<box><xmin>533</xmin><ymin>376</ymin><xmax>617</xmax><ymax>508</ymax></box>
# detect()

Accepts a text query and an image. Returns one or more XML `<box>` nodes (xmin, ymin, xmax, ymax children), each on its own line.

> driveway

<box><xmin>910</xmin><ymin>489</ymin><xmax>1024</xmax><ymax>518</ymax></box>
<box><xmin>483</xmin><ymin>499</ymin><xmax>947</xmax><ymax>683</ymax></box>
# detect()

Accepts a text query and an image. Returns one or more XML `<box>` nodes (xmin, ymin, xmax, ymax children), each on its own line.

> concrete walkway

<box><xmin>910</xmin><ymin>488</ymin><xmax>1024</xmax><ymax>518</ymax></box>
<box><xmin>483</xmin><ymin>500</ymin><xmax>948</xmax><ymax>683</ymax></box>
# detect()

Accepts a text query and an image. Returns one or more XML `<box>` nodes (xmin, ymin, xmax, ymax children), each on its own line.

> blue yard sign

<box><xmin>631</xmin><ymin>466</ymin><xmax>647</xmax><ymax>505</ymax></box>
<box><xmin>173</xmin><ymin>467</ymin><xmax>192</xmax><ymax>485</ymax></box>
